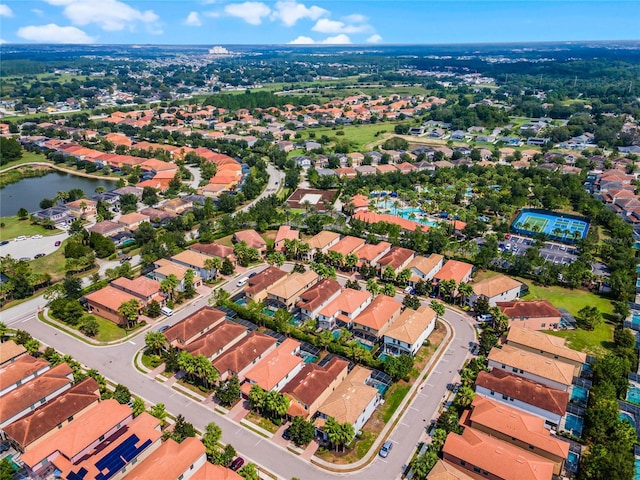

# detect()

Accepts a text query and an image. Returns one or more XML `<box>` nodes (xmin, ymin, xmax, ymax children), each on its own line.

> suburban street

<box><xmin>238</xmin><ymin>163</ymin><xmax>284</xmax><ymax>213</ymax></box>
<box><xmin>0</xmin><ymin>231</ymin><xmax>68</xmax><ymax>259</ymax></box>
<box><xmin>3</xmin><ymin>266</ymin><xmax>476</xmax><ymax>480</ymax></box>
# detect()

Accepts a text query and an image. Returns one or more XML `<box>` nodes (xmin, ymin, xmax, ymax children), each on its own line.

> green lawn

<box><xmin>301</xmin><ymin>123</ymin><xmax>398</xmax><ymax>150</ymax></box>
<box><xmin>245</xmin><ymin>411</ymin><xmax>279</xmax><ymax>434</ymax></box>
<box><xmin>518</xmin><ymin>278</ymin><xmax>615</xmax><ymax>355</ymax></box>
<box><xmin>0</xmin><ymin>216</ymin><xmax>62</xmax><ymax>241</ymax></box>
<box><xmin>92</xmin><ymin>316</ymin><xmax>130</xmax><ymax>342</ymax></box>
<box><xmin>380</xmin><ymin>384</ymin><xmax>410</xmax><ymax>423</ymax></box>
<box><xmin>29</xmin><ymin>239</ymin><xmax>69</xmax><ymax>281</ymax></box>
<box><xmin>0</xmin><ymin>151</ymin><xmax>50</xmax><ymax>172</ymax></box>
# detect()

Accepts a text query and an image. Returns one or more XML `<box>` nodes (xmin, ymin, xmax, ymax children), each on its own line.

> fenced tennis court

<box><xmin>512</xmin><ymin>209</ymin><xmax>589</xmax><ymax>243</ymax></box>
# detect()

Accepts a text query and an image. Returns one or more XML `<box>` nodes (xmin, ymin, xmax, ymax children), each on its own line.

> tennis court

<box><xmin>512</xmin><ymin>209</ymin><xmax>589</xmax><ymax>242</ymax></box>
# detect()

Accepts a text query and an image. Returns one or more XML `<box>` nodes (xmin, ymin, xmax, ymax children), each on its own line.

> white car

<box><xmin>31</xmin><ymin>235</ymin><xmax>43</xmax><ymax>239</ymax></box>
<box><xmin>14</xmin><ymin>236</ymin><xmax>26</xmax><ymax>241</ymax></box>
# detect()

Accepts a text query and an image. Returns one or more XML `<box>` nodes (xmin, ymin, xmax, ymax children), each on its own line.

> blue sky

<box><xmin>0</xmin><ymin>1</ymin><xmax>638</xmax><ymax>45</ymax></box>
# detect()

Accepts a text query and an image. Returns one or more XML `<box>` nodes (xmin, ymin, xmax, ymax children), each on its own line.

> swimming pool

<box><xmin>621</xmin><ymin>412</ymin><xmax>636</xmax><ymax>427</ymax></box>
<box><xmin>635</xmin><ymin>458</ymin><xmax>640</xmax><ymax>480</ymax></box>
<box><xmin>571</xmin><ymin>385</ymin><xmax>589</xmax><ymax>405</ymax></box>
<box><xmin>628</xmin><ymin>386</ymin><xmax>640</xmax><ymax>405</ymax></box>
<box><xmin>566</xmin><ymin>451</ymin><xmax>580</xmax><ymax>472</ymax></box>
<box><xmin>632</xmin><ymin>313</ymin><xmax>640</xmax><ymax>327</ymax></box>
<box><xmin>563</xmin><ymin>413</ymin><xmax>584</xmax><ymax>437</ymax></box>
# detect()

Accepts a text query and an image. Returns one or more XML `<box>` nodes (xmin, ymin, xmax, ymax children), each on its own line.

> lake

<box><xmin>1</xmin><ymin>171</ymin><xmax>115</xmax><ymax>217</ymax></box>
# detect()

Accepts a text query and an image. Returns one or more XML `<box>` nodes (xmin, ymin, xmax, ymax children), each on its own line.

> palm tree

<box><xmin>248</xmin><ymin>385</ymin><xmax>266</xmax><ymax>414</ymax></box>
<box><xmin>324</xmin><ymin>417</ymin><xmax>342</xmax><ymax>451</ymax></box>
<box><xmin>177</xmin><ymin>350</ymin><xmax>196</xmax><ymax>382</ymax></box>
<box><xmin>161</xmin><ymin>274</ymin><xmax>179</xmax><ymax>302</ymax></box>
<box><xmin>457</xmin><ymin>281</ymin><xmax>473</xmax><ymax>306</ymax></box>
<box><xmin>317</xmin><ymin>329</ymin><xmax>333</xmax><ymax>353</ymax></box>
<box><xmin>204</xmin><ymin>257</ymin><xmax>221</xmax><ymax>278</ymax></box>
<box><xmin>439</xmin><ymin>279</ymin><xmax>457</xmax><ymax>303</ymax></box>
<box><xmin>344</xmin><ymin>253</ymin><xmax>358</xmax><ymax>272</ymax></box>
<box><xmin>454</xmin><ymin>385</ymin><xmax>475</xmax><ymax>408</ymax></box>
<box><xmin>145</xmin><ymin>331</ymin><xmax>166</xmax><ymax>355</ymax></box>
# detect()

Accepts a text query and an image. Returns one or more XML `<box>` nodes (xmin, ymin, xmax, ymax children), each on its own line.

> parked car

<box><xmin>379</xmin><ymin>441</ymin><xmax>393</xmax><ymax>458</ymax></box>
<box><xmin>55</xmin><ymin>240</ymin><xmax>62</xmax><ymax>246</ymax></box>
<box><xmin>0</xmin><ymin>442</ymin><xmax>9</xmax><ymax>453</ymax></box>
<box><xmin>248</xmin><ymin>272</ymin><xmax>257</xmax><ymax>278</ymax></box>
<box><xmin>31</xmin><ymin>234</ymin><xmax>43</xmax><ymax>239</ymax></box>
<box><xmin>236</xmin><ymin>278</ymin><xmax>247</xmax><ymax>287</ymax></box>
<box><xmin>14</xmin><ymin>235</ymin><xmax>26</xmax><ymax>241</ymax></box>
<box><xmin>477</xmin><ymin>314</ymin><xmax>493</xmax><ymax>322</ymax></box>
<box><xmin>230</xmin><ymin>457</ymin><xmax>244</xmax><ymax>471</ymax></box>
<box><xmin>34</xmin><ymin>253</ymin><xmax>46</xmax><ymax>258</ymax></box>
<box><xmin>403</xmin><ymin>286</ymin><xmax>414</xmax><ymax>294</ymax></box>
<box><xmin>282</xmin><ymin>427</ymin><xmax>291</xmax><ymax>441</ymax></box>
<box><xmin>0</xmin><ymin>240</ymin><xmax>9</xmax><ymax>246</ymax></box>
<box><xmin>157</xmin><ymin>325</ymin><xmax>170</xmax><ymax>333</ymax></box>
<box><xmin>19</xmin><ymin>257</ymin><xmax>30</xmax><ymax>262</ymax></box>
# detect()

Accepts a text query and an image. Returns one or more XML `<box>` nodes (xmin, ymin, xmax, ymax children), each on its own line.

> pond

<box><xmin>0</xmin><ymin>171</ymin><xmax>115</xmax><ymax>217</ymax></box>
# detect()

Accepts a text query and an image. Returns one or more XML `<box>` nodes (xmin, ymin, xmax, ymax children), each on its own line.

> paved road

<box><xmin>0</xmin><ymin>232</ymin><xmax>68</xmax><ymax>259</ymax></box>
<box><xmin>238</xmin><ymin>164</ymin><xmax>284</xmax><ymax>214</ymax></box>
<box><xmin>3</xmin><ymin>272</ymin><xmax>476</xmax><ymax>480</ymax></box>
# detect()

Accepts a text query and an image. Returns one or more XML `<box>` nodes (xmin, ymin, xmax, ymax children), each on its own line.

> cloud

<box><xmin>0</xmin><ymin>4</ymin><xmax>13</xmax><ymax>17</ymax></box>
<box><xmin>271</xmin><ymin>1</ymin><xmax>327</xmax><ymax>27</ymax></box>
<box><xmin>203</xmin><ymin>11</ymin><xmax>219</xmax><ymax>18</ymax></box>
<box><xmin>32</xmin><ymin>8</ymin><xmax>45</xmax><ymax>16</ymax></box>
<box><xmin>44</xmin><ymin>0</ymin><xmax>160</xmax><ymax>32</ymax></box>
<box><xmin>224</xmin><ymin>2</ymin><xmax>271</xmax><ymax>25</ymax></box>
<box><xmin>312</xmin><ymin>18</ymin><xmax>371</xmax><ymax>34</ymax></box>
<box><xmin>288</xmin><ymin>35</ymin><xmax>315</xmax><ymax>44</ymax></box>
<box><xmin>342</xmin><ymin>14</ymin><xmax>367</xmax><ymax>24</ymax></box>
<box><xmin>366</xmin><ymin>34</ymin><xmax>383</xmax><ymax>43</ymax></box>
<box><xmin>17</xmin><ymin>23</ymin><xmax>96</xmax><ymax>43</ymax></box>
<box><xmin>0</xmin><ymin>38</ymin><xmax>7</xmax><ymax>44</ymax></box>
<box><xmin>183</xmin><ymin>11</ymin><xmax>201</xmax><ymax>26</ymax></box>
<box><xmin>321</xmin><ymin>34</ymin><xmax>351</xmax><ymax>44</ymax></box>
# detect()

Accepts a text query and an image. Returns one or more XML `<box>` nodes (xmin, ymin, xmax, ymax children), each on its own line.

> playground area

<box><xmin>512</xmin><ymin>209</ymin><xmax>589</xmax><ymax>243</ymax></box>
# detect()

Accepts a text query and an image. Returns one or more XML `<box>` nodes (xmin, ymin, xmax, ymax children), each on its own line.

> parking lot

<box><xmin>499</xmin><ymin>234</ymin><xmax>579</xmax><ymax>265</ymax></box>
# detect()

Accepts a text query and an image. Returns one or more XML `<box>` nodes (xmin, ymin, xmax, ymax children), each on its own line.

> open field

<box><xmin>0</xmin><ymin>151</ymin><xmax>50</xmax><ymax>172</ymax></box>
<box><xmin>29</xmin><ymin>240</ymin><xmax>69</xmax><ymax>281</ymax></box>
<box><xmin>301</xmin><ymin>123</ymin><xmax>399</xmax><ymax>150</ymax></box>
<box><xmin>0</xmin><ymin>216</ymin><xmax>61</xmax><ymax>241</ymax></box>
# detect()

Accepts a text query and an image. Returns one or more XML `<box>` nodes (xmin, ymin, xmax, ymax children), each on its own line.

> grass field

<box><xmin>29</xmin><ymin>240</ymin><xmax>69</xmax><ymax>281</ymax></box>
<box><xmin>0</xmin><ymin>151</ymin><xmax>50</xmax><ymax>172</ymax></box>
<box><xmin>301</xmin><ymin>123</ymin><xmax>398</xmax><ymax>150</ymax></box>
<box><xmin>0</xmin><ymin>216</ymin><xmax>61</xmax><ymax>241</ymax></box>
<box><xmin>519</xmin><ymin>278</ymin><xmax>615</xmax><ymax>355</ymax></box>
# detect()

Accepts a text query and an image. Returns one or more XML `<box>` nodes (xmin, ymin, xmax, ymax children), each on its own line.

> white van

<box><xmin>236</xmin><ymin>278</ymin><xmax>247</xmax><ymax>287</ymax></box>
<box><xmin>477</xmin><ymin>314</ymin><xmax>493</xmax><ymax>322</ymax></box>
<box><xmin>160</xmin><ymin>306</ymin><xmax>173</xmax><ymax>316</ymax></box>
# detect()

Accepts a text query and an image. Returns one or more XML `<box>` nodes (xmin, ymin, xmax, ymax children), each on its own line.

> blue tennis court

<box><xmin>512</xmin><ymin>209</ymin><xmax>589</xmax><ymax>242</ymax></box>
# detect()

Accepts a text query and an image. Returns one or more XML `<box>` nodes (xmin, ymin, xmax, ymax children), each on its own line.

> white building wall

<box><xmin>1</xmin><ymin>383</ymin><xmax>73</xmax><ymax>429</ymax></box>
<box><xmin>273</xmin><ymin>362</ymin><xmax>305</xmax><ymax>392</ymax></box>
<box><xmin>353</xmin><ymin>394</ymin><xmax>380</xmax><ymax>433</ymax></box>
<box><xmin>0</xmin><ymin>365</ymin><xmax>50</xmax><ymax>397</ymax></box>
<box><xmin>487</xmin><ymin>361</ymin><xmax>570</xmax><ymax>392</ymax></box>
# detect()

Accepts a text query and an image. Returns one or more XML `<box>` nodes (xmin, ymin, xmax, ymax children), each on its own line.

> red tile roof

<box><xmin>296</xmin><ymin>278</ymin><xmax>341</xmax><ymax>312</ymax></box>
<box><xmin>497</xmin><ymin>300</ymin><xmax>562</xmax><ymax>319</ymax></box>
<box><xmin>163</xmin><ymin>307</ymin><xmax>226</xmax><ymax>345</ymax></box>
<box><xmin>212</xmin><ymin>331</ymin><xmax>277</xmax><ymax>377</ymax></box>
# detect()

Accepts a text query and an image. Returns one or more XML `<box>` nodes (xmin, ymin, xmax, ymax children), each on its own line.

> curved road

<box><xmin>4</xmin><ymin>278</ymin><xmax>475</xmax><ymax>480</ymax></box>
<box><xmin>238</xmin><ymin>164</ymin><xmax>283</xmax><ymax>214</ymax></box>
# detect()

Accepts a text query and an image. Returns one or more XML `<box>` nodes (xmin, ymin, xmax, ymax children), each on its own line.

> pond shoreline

<box><xmin>0</xmin><ymin>161</ymin><xmax>119</xmax><ymax>183</ymax></box>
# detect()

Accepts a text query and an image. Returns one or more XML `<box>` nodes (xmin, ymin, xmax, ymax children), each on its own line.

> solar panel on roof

<box><xmin>68</xmin><ymin>467</ymin><xmax>88</xmax><ymax>480</ymax></box>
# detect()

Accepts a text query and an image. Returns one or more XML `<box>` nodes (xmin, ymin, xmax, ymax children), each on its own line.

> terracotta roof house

<box><xmin>59</xmin><ymin>412</ymin><xmax>162</xmax><ymax>480</ymax></box>
<box><xmin>0</xmin><ymin>355</ymin><xmax>50</xmax><ymax>397</ymax></box>
<box><xmin>376</xmin><ymin>164</ymin><xmax>398</xmax><ymax>174</ymax></box>
<box><xmin>376</xmin><ymin>246</ymin><xmax>416</xmax><ymax>274</ymax></box>
<box><xmin>407</xmin><ymin>254</ymin><xmax>445</xmax><ymax>283</ymax></box>
<box><xmin>84</xmin><ymin>285</ymin><xmax>140</xmax><ymax>325</ymax></box>
<box><xmin>170</xmin><ymin>249</ymin><xmax>218</xmax><ymax>281</ymax></box>
<box><xmin>469</xmin><ymin>274</ymin><xmax>523</xmax><ymax>307</ymax></box>
<box><xmin>274</xmin><ymin>226</ymin><xmax>300</xmax><ymax>252</ymax></box>
<box><xmin>475</xmin><ymin>370</ymin><xmax>569</xmax><ymax>429</ymax></box>
<box><xmin>496</xmin><ymin>300</ymin><xmax>562</xmax><ymax>331</ymax></box>
<box><xmin>117</xmin><ymin>212</ymin><xmax>150</xmax><ymax>231</ymax></box>
<box><xmin>488</xmin><ymin>345</ymin><xmax>574</xmax><ymax>392</ymax></box>
<box><xmin>212</xmin><ymin>331</ymin><xmax>278</xmax><ymax>382</ymax></box>
<box><xmin>317</xmin><ymin>366</ymin><xmax>380</xmax><ymax>434</ymax></box>
<box><xmin>241</xmin><ymin>338</ymin><xmax>304</xmax><ymax>395</ymax></box>
<box><xmin>266</xmin><ymin>270</ymin><xmax>320</xmax><ymax>310</ymax></box>
<box><xmin>317</xmin><ymin>288</ymin><xmax>373</xmax><ymax>330</ymax></box>
<box><xmin>352</xmin><ymin>295</ymin><xmax>402</xmax><ymax>342</ymax></box>
<box><xmin>461</xmin><ymin>396</ymin><xmax>570</xmax><ymax>475</ymax></box>
<box><xmin>505</xmin><ymin>326</ymin><xmax>586</xmax><ymax>373</ymax></box>
<box><xmin>0</xmin><ymin>363</ymin><xmax>74</xmax><ymax>429</ymax></box>
<box><xmin>150</xmin><ymin>258</ymin><xmax>203</xmax><ymax>293</ymax></box>
<box><xmin>0</xmin><ymin>340</ymin><xmax>27</xmax><ymax>367</ymax></box>
<box><xmin>281</xmin><ymin>357</ymin><xmax>349</xmax><ymax>419</ymax></box>
<box><xmin>383</xmin><ymin>305</ymin><xmax>437</xmax><ymax>356</ymax></box>
<box><xmin>347</xmin><ymin>194</ymin><xmax>370</xmax><ymax>213</ymax></box>
<box><xmin>191</xmin><ymin>462</ymin><xmax>243</xmax><ymax>480</ymax></box>
<box><xmin>328</xmin><ymin>235</ymin><xmax>366</xmax><ymax>257</ymax></box>
<box><xmin>3</xmin><ymin>378</ymin><xmax>100</xmax><ymax>453</ymax></box>
<box><xmin>124</xmin><ymin>437</ymin><xmax>206</xmax><ymax>480</ymax></box>
<box><xmin>297</xmin><ymin>278</ymin><xmax>342</xmax><ymax>320</ymax></box>
<box><xmin>245</xmin><ymin>266</ymin><xmax>288</xmax><ymax>303</ymax></box>
<box><xmin>65</xmin><ymin>199</ymin><xmax>97</xmax><ymax>220</ymax></box>
<box><xmin>161</xmin><ymin>197</ymin><xmax>193</xmax><ymax>215</ymax></box>
<box><xmin>434</xmin><ymin>260</ymin><xmax>474</xmax><ymax>286</ymax></box>
<box><xmin>442</xmin><ymin>427</ymin><xmax>555</xmax><ymax>480</ymax></box>
<box><xmin>233</xmin><ymin>229</ymin><xmax>266</xmax><ymax>254</ymax></box>
<box><xmin>88</xmin><ymin>220</ymin><xmax>124</xmax><ymax>237</ymax></box>
<box><xmin>111</xmin><ymin>275</ymin><xmax>162</xmax><ymax>305</ymax></box>
<box><xmin>427</xmin><ymin>460</ymin><xmax>475</xmax><ymax>480</ymax></box>
<box><xmin>163</xmin><ymin>307</ymin><xmax>227</xmax><ymax>348</ymax></box>
<box><xmin>355</xmin><ymin>241</ymin><xmax>392</xmax><ymax>267</ymax></box>
<box><xmin>183</xmin><ymin>320</ymin><xmax>248</xmax><ymax>360</ymax></box>
<box><xmin>189</xmin><ymin>242</ymin><xmax>236</xmax><ymax>265</ymax></box>
<box><xmin>21</xmin><ymin>399</ymin><xmax>134</xmax><ymax>479</ymax></box>
<box><xmin>304</xmin><ymin>231</ymin><xmax>341</xmax><ymax>261</ymax></box>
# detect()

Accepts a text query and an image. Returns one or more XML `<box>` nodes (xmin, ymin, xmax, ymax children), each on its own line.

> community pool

<box><xmin>563</xmin><ymin>413</ymin><xmax>584</xmax><ymax>437</ymax></box>
<box><xmin>512</xmin><ymin>209</ymin><xmax>589</xmax><ymax>242</ymax></box>
<box><xmin>375</xmin><ymin>199</ymin><xmax>439</xmax><ymax>227</ymax></box>
<box><xmin>627</xmin><ymin>385</ymin><xmax>640</xmax><ymax>405</ymax></box>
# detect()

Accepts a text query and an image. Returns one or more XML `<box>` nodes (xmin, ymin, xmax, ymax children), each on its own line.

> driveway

<box><xmin>0</xmin><ymin>232</ymin><xmax>68</xmax><ymax>260</ymax></box>
<box><xmin>3</xmin><ymin>280</ymin><xmax>475</xmax><ymax>480</ymax></box>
